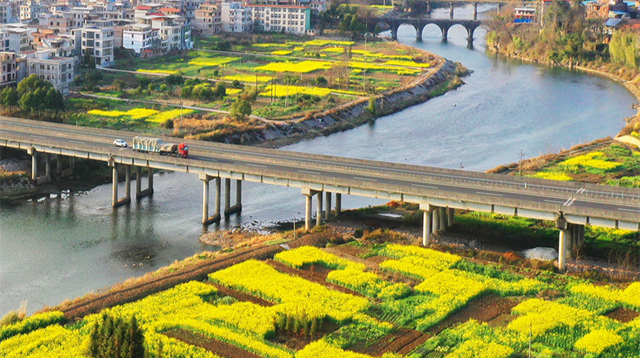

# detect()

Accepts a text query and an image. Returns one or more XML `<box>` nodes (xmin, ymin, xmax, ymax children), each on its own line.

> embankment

<box><xmin>254</xmin><ymin>59</ymin><xmax>464</xmax><ymax>148</ymax></box>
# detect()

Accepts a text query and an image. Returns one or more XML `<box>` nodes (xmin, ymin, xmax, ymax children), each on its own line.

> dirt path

<box><xmin>428</xmin><ymin>294</ymin><xmax>519</xmax><ymax>334</ymax></box>
<box><xmin>353</xmin><ymin>327</ymin><xmax>430</xmax><ymax>356</ymax></box>
<box><xmin>207</xmin><ymin>282</ymin><xmax>274</xmax><ymax>307</ymax></box>
<box><xmin>164</xmin><ymin>328</ymin><xmax>263</xmax><ymax>358</ymax></box>
<box><xmin>58</xmin><ymin>245</ymin><xmax>283</xmax><ymax>321</ymax></box>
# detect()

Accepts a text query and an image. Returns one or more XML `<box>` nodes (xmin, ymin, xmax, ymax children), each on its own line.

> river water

<box><xmin>0</xmin><ymin>4</ymin><xmax>637</xmax><ymax>316</ymax></box>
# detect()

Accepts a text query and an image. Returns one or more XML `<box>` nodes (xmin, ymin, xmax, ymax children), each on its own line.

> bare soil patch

<box><xmin>428</xmin><ymin>294</ymin><xmax>519</xmax><ymax>334</ymax></box>
<box><xmin>268</xmin><ymin>321</ymin><xmax>340</xmax><ymax>351</ymax></box>
<box><xmin>605</xmin><ymin>307</ymin><xmax>640</xmax><ymax>323</ymax></box>
<box><xmin>207</xmin><ymin>282</ymin><xmax>274</xmax><ymax>307</ymax></box>
<box><xmin>266</xmin><ymin>259</ymin><xmax>364</xmax><ymax>297</ymax></box>
<box><xmin>353</xmin><ymin>327</ymin><xmax>430</xmax><ymax>356</ymax></box>
<box><xmin>164</xmin><ymin>328</ymin><xmax>263</xmax><ymax>358</ymax></box>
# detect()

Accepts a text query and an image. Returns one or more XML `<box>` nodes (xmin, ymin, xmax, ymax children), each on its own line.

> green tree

<box><xmin>230</xmin><ymin>98</ymin><xmax>251</xmax><ymax>120</ymax></box>
<box><xmin>113</xmin><ymin>79</ymin><xmax>126</xmax><ymax>91</ymax></box>
<box><xmin>610</xmin><ymin>31</ymin><xmax>639</xmax><ymax>68</ymax></box>
<box><xmin>90</xmin><ymin>313</ymin><xmax>144</xmax><ymax>358</ymax></box>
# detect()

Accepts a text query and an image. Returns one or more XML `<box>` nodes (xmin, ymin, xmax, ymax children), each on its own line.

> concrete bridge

<box><xmin>2</xmin><ymin>116</ymin><xmax>640</xmax><ymax>271</ymax></box>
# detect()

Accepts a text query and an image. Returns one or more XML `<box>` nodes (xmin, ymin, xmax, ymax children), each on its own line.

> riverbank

<box><xmin>256</xmin><ymin>59</ymin><xmax>465</xmax><ymax>148</ymax></box>
<box><xmin>486</xmin><ymin>45</ymin><xmax>640</xmax><ymax>137</ymax></box>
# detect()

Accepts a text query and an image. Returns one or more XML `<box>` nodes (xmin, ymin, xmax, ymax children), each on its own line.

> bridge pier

<box><xmin>449</xmin><ymin>2</ymin><xmax>454</xmax><ymax>19</ymax></box>
<box><xmin>439</xmin><ymin>207</ymin><xmax>447</xmax><ymax>230</ymax></box>
<box><xmin>447</xmin><ymin>208</ymin><xmax>455</xmax><ymax>227</ymax></box>
<box><xmin>432</xmin><ymin>207</ymin><xmax>440</xmax><ymax>234</ymax></box>
<box><xmin>466</xmin><ymin>27</ymin><xmax>476</xmax><ymax>49</ymax></box>
<box><xmin>224</xmin><ymin>179</ymin><xmax>242</xmax><ymax>216</ymax></box>
<box><xmin>441</xmin><ymin>26</ymin><xmax>449</xmax><ymax>43</ymax></box>
<box><xmin>201</xmin><ymin>174</ymin><xmax>221</xmax><ymax>225</ymax></box>
<box><xmin>497</xmin><ymin>3</ymin><xmax>502</xmax><ymax>13</ymax></box>
<box><xmin>473</xmin><ymin>3</ymin><xmax>478</xmax><ymax>20</ymax></box>
<box><xmin>556</xmin><ymin>215</ymin><xmax>568</xmax><ymax>271</ymax></box>
<box><xmin>28</xmin><ymin>148</ymin><xmax>52</xmax><ymax>184</ymax></box>
<box><xmin>316</xmin><ymin>190</ymin><xmax>324</xmax><ymax>226</ymax></box>
<box><xmin>305</xmin><ymin>192</ymin><xmax>313</xmax><ymax>231</ymax></box>
<box><xmin>421</xmin><ymin>204</ymin><xmax>433</xmax><ymax>246</ymax></box>
<box><xmin>336</xmin><ymin>193</ymin><xmax>341</xmax><ymax>215</ymax></box>
<box><xmin>135</xmin><ymin>166</ymin><xmax>154</xmax><ymax>199</ymax></box>
<box><xmin>391</xmin><ymin>25</ymin><xmax>399</xmax><ymax>41</ymax></box>
<box><xmin>111</xmin><ymin>163</ymin><xmax>131</xmax><ymax>207</ymax></box>
<box><xmin>325</xmin><ymin>191</ymin><xmax>332</xmax><ymax>221</ymax></box>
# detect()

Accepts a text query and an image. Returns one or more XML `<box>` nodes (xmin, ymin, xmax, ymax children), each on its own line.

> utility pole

<box><xmin>363</xmin><ymin>34</ymin><xmax>367</xmax><ymax>93</ymax></box>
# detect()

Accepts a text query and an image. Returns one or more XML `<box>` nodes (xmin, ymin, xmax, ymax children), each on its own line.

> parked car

<box><xmin>113</xmin><ymin>139</ymin><xmax>128</xmax><ymax>148</ymax></box>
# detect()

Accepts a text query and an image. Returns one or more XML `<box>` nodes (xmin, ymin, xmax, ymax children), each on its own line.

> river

<box><xmin>0</xmin><ymin>4</ymin><xmax>637</xmax><ymax>316</ymax></box>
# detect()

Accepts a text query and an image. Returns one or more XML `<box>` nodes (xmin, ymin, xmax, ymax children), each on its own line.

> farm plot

<box><xmin>2</xmin><ymin>242</ymin><xmax>637</xmax><ymax>358</ymax></box>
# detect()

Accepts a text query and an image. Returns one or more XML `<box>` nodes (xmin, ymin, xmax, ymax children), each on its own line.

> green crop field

<box><xmin>2</xmin><ymin>241</ymin><xmax>638</xmax><ymax>358</ymax></box>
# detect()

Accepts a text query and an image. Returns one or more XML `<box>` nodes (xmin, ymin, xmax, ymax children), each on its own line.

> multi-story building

<box><xmin>0</xmin><ymin>51</ymin><xmax>18</xmax><ymax>87</ymax></box>
<box><xmin>122</xmin><ymin>23</ymin><xmax>159</xmax><ymax>55</ymax></box>
<box><xmin>79</xmin><ymin>25</ymin><xmax>114</xmax><ymax>66</ymax></box>
<box><xmin>0</xmin><ymin>2</ymin><xmax>18</xmax><ymax>24</ymax></box>
<box><xmin>20</xmin><ymin>2</ymin><xmax>47</xmax><ymax>21</ymax></box>
<box><xmin>184</xmin><ymin>0</ymin><xmax>207</xmax><ymax>21</ymax></box>
<box><xmin>193</xmin><ymin>2</ymin><xmax>220</xmax><ymax>36</ymax></box>
<box><xmin>150</xmin><ymin>16</ymin><xmax>192</xmax><ymax>52</ymax></box>
<box><xmin>247</xmin><ymin>4</ymin><xmax>310</xmax><ymax>35</ymax></box>
<box><xmin>1</xmin><ymin>25</ymin><xmax>33</xmax><ymax>53</ymax></box>
<box><xmin>221</xmin><ymin>1</ymin><xmax>251</xmax><ymax>33</ymax></box>
<box><xmin>27</xmin><ymin>49</ymin><xmax>75</xmax><ymax>94</ymax></box>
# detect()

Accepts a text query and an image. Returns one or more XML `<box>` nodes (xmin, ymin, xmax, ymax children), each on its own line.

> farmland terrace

<box><xmin>1</xmin><ymin>116</ymin><xmax>640</xmax><ymax>271</ymax></box>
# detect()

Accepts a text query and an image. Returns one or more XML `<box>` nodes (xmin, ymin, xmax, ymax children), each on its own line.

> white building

<box><xmin>27</xmin><ymin>50</ymin><xmax>75</xmax><ymax>94</ymax></box>
<box><xmin>79</xmin><ymin>25</ymin><xmax>114</xmax><ymax>66</ymax></box>
<box><xmin>0</xmin><ymin>51</ymin><xmax>18</xmax><ymax>87</ymax></box>
<box><xmin>247</xmin><ymin>4</ymin><xmax>310</xmax><ymax>35</ymax></box>
<box><xmin>221</xmin><ymin>1</ymin><xmax>251</xmax><ymax>33</ymax></box>
<box><xmin>27</xmin><ymin>49</ymin><xmax>75</xmax><ymax>94</ymax></box>
<box><xmin>150</xmin><ymin>16</ymin><xmax>192</xmax><ymax>52</ymax></box>
<box><xmin>122</xmin><ymin>23</ymin><xmax>159</xmax><ymax>54</ymax></box>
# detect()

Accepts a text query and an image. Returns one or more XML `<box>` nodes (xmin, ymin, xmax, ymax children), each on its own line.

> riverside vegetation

<box><xmin>1</xmin><ymin>225</ymin><xmax>639</xmax><ymax>358</ymax></box>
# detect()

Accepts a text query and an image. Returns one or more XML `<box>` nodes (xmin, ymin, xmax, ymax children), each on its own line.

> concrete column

<box><xmin>449</xmin><ymin>2</ymin><xmax>454</xmax><ymax>19</ymax></box>
<box><xmin>135</xmin><ymin>166</ymin><xmax>142</xmax><ymax>197</ymax></box>
<box><xmin>56</xmin><ymin>155</ymin><xmax>62</xmax><ymax>177</ymax></box>
<box><xmin>473</xmin><ymin>2</ymin><xmax>478</xmax><ymax>20</ymax></box>
<box><xmin>215</xmin><ymin>178</ymin><xmax>221</xmax><ymax>218</ymax></box>
<box><xmin>147</xmin><ymin>166</ymin><xmax>153</xmax><ymax>195</ymax></box>
<box><xmin>391</xmin><ymin>26</ymin><xmax>398</xmax><ymax>41</ymax></box>
<box><xmin>112</xmin><ymin>165</ymin><xmax>118</xmax><ymax>207</ymax></box>
<box><xmin>558</xmin><ymin>229</ymin><xmax>568</xmax><ymax>271</ymax></box>
<box><xmin>566</xmin><ymin>225</ymin><xmax>574</xmax><ymax>260</ymax></box>
<box><xmin>432</xmin><ymin>207</ymin><xmax>439</xmax><ymax>234</ymax></box>
<box><xmin>447</xmin><ymin>208</ymin><xmax>454</xmax><ymax>227</ymax></box>
<box><xmin>225</xmin><ymin>178</ymin><xmax>231</xmax><ymax>211</ymax></box>
<box><xmin>236</xmin><ymin>180</ymin><xmax>242</xmax><ymax>209</ymax></box>
<box><xmin>439</xmin><ymin>207</ymin><xmax>447</xmax><ymax>231</ymax></box>
<box><xmin>201</xmin><ymin>176</ymin><xmax>221</xmax><ymax>225</ymax></box>
<box><xmin>423</xmin><ymin>210</ymin><xmax>432</xmax><ymax>246</ymax></box>
<box><xmin>316</xmin><ymin>191</ymin><xmax>323</xmax><ymax>226</ymax></box>
<box><xmin>31</xmin><ymin>150</ymin><xmax>37</xmax><ymax>182</ymax></box>
<box><xmin>416</xmin><ymin>26</ymin><xmax>423</xmax><ymax>41</ymax></box>
<box><xmin>336</xmin><ymin>193</ymin><xmax>342</xmax><ymax>215</ymax></box>
<box><xmin>325</xmin><ymin>191</ymin><xmax>331</xmax><ymax>221</ymax></box>
<box><xmin>124</xmin><ymin>165</ymin><xmax>131</xmax><ymax>201</ymax></box>
<box><xmin>44</xmin><ymin>154</ymin><xmax>51</xmax><ymax>182</ymax></box>
<box><xmin>497</xmin><ymin>3</ymin><xmax>502</xmax><ymax>13</ymax></box>
<box><xmin>202</xmin><ymin>177</ymin><xmax>209</xmax><ymax>223</ymax></box>
<box><xmin>305</xmin><ymin>194</ymin><xmax>312</xmax><ymax>231</ymax></box>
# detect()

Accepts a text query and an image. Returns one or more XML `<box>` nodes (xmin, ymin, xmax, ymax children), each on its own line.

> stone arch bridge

<box><xmin>369</xmin><ymin>17</ymin><xmax>483</xmax><ymax>47</ymax></box>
